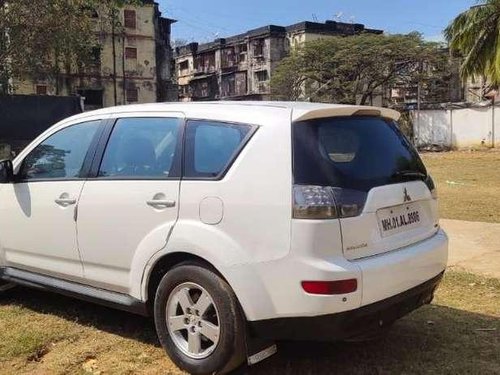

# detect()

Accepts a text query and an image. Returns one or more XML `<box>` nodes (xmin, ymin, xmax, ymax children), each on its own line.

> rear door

<box><xmin>76</xmin><ymin>113</ymin><xmax>184</xmax><ymax>293</ymax></box>
<box><xmin>293</xmin><ymin>116</ymin><xmax>439</xmax><ymax>261</ymax></box>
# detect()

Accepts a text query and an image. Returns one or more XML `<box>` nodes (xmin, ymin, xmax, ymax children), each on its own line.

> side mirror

<box><xmin>0</xmin><ymin>159</ymin><xmax>14</xmax><ymax>184</ymax></box>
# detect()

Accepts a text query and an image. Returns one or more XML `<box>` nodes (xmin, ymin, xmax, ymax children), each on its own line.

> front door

<box><xmin>0</xmin><ymin>120</ymin><xmax>102</xmax><ymax>280</ymax></box>
<box><xmin>76</xmin><ymin>115</ymin><xmax>183</xmax><ymax>293</ymax></box>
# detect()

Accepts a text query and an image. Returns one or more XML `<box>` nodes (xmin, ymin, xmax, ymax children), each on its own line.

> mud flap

<box><xmin>245</xmin><ymin>326</ymin><xmax>277</xmax><ymax>366</ymax></box>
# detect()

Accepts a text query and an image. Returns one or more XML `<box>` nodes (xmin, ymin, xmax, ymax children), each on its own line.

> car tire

<box><xmin>154</xmin><ymin>263</ymin><xmax>246</xmax><ymax>375</ymax></box>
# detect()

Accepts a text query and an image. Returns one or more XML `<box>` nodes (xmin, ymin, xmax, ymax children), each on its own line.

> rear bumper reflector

<box><xmin>301</xmin><ymin>279</ymin><xmax>358</xmax><ymax>295</ymax></box>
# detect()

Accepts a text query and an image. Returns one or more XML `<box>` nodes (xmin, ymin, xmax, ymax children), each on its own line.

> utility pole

<box><xmin>415</xmin><ymin>59</ymin><xmax>423</xmax><ymax>146</ymax></box>
<box><xmin>416</xmin><ymin>80</ymin><xmax>421</xmax><ymax>146</ymax></box>
<box><xmin>122</xmin><ymin>30</ymin><xmax>126</xmax><ymax>104</ymax></box>
<box><xmin>492</xmin><ymin>97</ymin><xmax>496</xmax><ymax>148</ymax></box>
<box><xmin>111</xmin><ymin>7</ymin><xmax>117</xmax><ymax>106</ymax></box>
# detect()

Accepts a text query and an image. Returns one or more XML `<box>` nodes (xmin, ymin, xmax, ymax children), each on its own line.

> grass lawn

<box><xmin>421</xmin><ymin>150</ymin><xmax>500</xmax><ymax>223</ymax></box>
<box><xmin>0</xmin><ymin>271</ymin><xmax>498</xmax><ymax>374</ymax></box>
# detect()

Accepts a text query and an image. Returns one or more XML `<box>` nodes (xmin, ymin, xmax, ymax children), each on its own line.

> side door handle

<box><xmin>55</xmin><ymin>193</ymin><xmax>77</xmax><ymax>207</ymax></box>
<box><xmin>146</xmin><ymin>199</ymin><xmax>176</xmax><ymax>209</ymax></box>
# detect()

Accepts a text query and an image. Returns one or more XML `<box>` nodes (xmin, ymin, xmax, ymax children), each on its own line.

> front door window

<box><xmin>19</xmin><ymin>121</ymin><xmax>100</xmax><ymax>180</ymax></box>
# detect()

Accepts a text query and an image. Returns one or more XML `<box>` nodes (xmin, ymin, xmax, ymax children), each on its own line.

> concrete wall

<box><xmin>0</xmin><ymin>95</ymin><xmax>83</xmax><ymax>155</ymax></box>
<box><xmin>412</xmin><ymin>106</ymin><xmax>500</xmax><ymax>148</ymax></box>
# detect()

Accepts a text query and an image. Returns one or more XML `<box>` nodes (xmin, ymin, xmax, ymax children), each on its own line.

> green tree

<box><xmin>271</xmin><ymin>33</ymin><xmax>447</xmax><ymax>105</ymax></box>
<box><xmin>0</xmin><ymin>0</ymin><xmax>97</xmax><ymax>94</ymax></box>
<box><xmin>0</xmin><ymin>0</ymin><xmax>141</xmax><ymax>95</ymax></box>
<box><xmin>445</xmin><ymin>1</ymin><xmax>500</xmax><ymax>86</ymax></box>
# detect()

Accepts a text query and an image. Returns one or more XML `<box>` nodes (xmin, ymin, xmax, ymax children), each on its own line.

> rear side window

<box><xmin>293</xmin><ymin>116</ymin><xmax>427</xmax><ymax>192</ymax></box>
<box><xmin>98</xmin><ymin>118</ymin><xmax>182</xmax><ymax>179</ymax></box>
<box><xmin>184</xmin><ymin>120</ymin><xmax>253</xmax><ymax>179</ymax></box>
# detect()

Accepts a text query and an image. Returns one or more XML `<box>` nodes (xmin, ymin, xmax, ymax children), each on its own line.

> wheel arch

<box><xmin>144</xmin><ymin>252</ymin><xmax>232</xmax><ymax>315</ymax></box>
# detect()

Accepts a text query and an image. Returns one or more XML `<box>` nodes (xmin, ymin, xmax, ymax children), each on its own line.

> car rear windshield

<box><xmin>293</xmin><ymin>116</ymin><xmax>427</xmax><ymax>192</ymax></box>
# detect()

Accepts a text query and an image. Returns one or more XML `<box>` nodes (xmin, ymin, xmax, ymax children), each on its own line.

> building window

<box><xmin>255</xmin><ymin>70</ymin><xmax>269</xmax><ymax>82</ymax></box>
<box><xmin>125</xmin><ymin>47</ymin><xmax>137</xmax><ymax>59</ymax></box>
<box><xmin>81</xmin><ymin>6</ymin><xmax>98</xmax><ymax>18</ymax></box>
<box><xmin>36</xmin><ymin>85</ymin><xmax>48</xmax><ymax>95</ymax></box>
<box><xmin>253</xmin><ymin>39</ymin><xmax>265</xmax><ymax>56</ymax></box>
<box><xmin>194</xmin><ymin>52</ymin><xmax>216</xmax><ymax>73</ymax></box>
<box><xmin>90</xmin><ymin>47</ymin><xmax>101</xmax><ymax>65</ymax></box>
<box><xmin>179</xmin><ymin>60</ymin><xmax>189</xmax><ymax>73</ymax></box>
<box><xmin>126</xmin><ymin>88</ymin><xmax>138</xmax><ymax>102</ymax></box>
<box><xmin>179</xmin><ymin>85</ymin><xmax>189</xmax><ymax>97</ymax></box>
<box><xmin>124</xmin><ymin>9</ymin><xmax>136</xmax><ymax>29</ymax></box>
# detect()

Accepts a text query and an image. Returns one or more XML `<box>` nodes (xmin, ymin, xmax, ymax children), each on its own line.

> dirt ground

<box><xmin>442</xmin><ymin>219</ymin><xmax>500</xmax><ymax>279</ymax></box>
<box><xmin>421</xmin><ymin>150</ymin><xmax>500</xmax><ymax>223</ymax></box>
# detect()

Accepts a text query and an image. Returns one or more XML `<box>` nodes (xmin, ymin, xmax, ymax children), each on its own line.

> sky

<box><xmin>157</xmin><ymin>0</ymin><xmax>477</xmax><ymax>44</ymax></box>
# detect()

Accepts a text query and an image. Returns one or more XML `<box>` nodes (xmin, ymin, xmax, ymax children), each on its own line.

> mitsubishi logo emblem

<box><xmin>403</xmin><ymin>188</ymin><xmax>412</xmax><ymax>203</ymax></box>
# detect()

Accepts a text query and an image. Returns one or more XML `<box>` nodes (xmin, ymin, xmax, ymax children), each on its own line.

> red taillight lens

<box><xmin>293</xmin><ymin>185</ymin><xmax>338</xmax><ymax>219</ymax></box>
<box><xmin>301</xmin><ymin>279</ymin><xmax>358</xmax><ymax>295</ymax></box>
<box><xmin>293</xmin><ymin>185</ymin><xmax>367</xmax><ymax>220</ymax></box>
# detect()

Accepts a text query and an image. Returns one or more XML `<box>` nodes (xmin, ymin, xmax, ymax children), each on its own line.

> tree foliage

<box><xmin>0</xmin><ymin>0</ymin><xmax>141</xmax><ymax>94</ymax></box>
<box><xmin>445</xmin><ymin>0</ymin><xmax>500</xmax><ymax>86</ymax></box>
<box><xmin>271</xmin><ymin>33</ymin><xmax>448</xmax><ymax>105</ymax></box>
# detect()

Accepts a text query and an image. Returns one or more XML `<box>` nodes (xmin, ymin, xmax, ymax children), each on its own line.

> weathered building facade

<box><xmin>389</xmin><ymin>49</ymin><xmax>465</xmax><ymax>108</ymax></box>
<box><xmin>175</xmin><ymin>21</ymin><xmax>382</xmax><ymax>101</ymax></box>
<box><xmin>13</xmin><ymin>1</ymin><xmax>176</xmax><ymax>109</ymax></box>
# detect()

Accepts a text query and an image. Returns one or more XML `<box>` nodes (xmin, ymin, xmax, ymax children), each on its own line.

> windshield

<box><xmin>293</xmin><ymin>116</ymin><xmax>427</xmax><ymax>192</ymax></box>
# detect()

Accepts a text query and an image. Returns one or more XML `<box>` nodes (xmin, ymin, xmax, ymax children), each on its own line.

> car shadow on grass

<box><xmin>1</xmin><ymin>287</ymin><xmax>499</xmax><ymax>374</ymax></box>
<box><xmin>245</xmin><ymin>305</ymin><xmax>499</xmax><ymax>375</ymax></box>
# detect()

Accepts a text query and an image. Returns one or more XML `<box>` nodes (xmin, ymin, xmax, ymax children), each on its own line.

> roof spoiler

<box><xmin>293</xmin><ymin>106</ymin><xmax>401</xmax><ymax>122</ymax></box>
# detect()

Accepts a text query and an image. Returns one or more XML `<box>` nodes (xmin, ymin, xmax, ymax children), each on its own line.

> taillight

<box><xmin>293</xmin><ymin>185</ymin><xmax>337</xmax><ymax>219</ymax></box>
<box><xmin>331</xmin><ymin>188</ymin><xmax>367</xmax><ymax>218</ymax></box>
<box><xmin>301</xmin><ymin>279</ymin><xmax>358</xmax><ymax>295</ymax></box>
<box><xmin>293</xmin><ymin>185</ymin><xmax>367</xmax><ymax>220</ymax></box>
<box><xmin>425</xmin><ymin>175</ymin><xmax>438</xmax><ymax>199</ymax></box>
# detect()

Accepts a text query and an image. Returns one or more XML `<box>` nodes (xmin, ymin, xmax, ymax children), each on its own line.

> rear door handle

<box><xmin>55</xmin><ymin>198</ymin><xmax>77</xmax><ymax>207</ymax></box>
<box><xmin>146</xmin><ymin>200</ymin><xmax>176</xmax><ymax>209</ymax></box>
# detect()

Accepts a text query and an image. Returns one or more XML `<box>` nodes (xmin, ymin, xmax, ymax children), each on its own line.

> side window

<box><xmin>20</xmin><ymin>121</ymin><xmax>101</xmax><ymax>180</ymax></box>
<box><xmin>185</xmin><ymin>120</ymin><xmax>253</xmax><ymax>179</ymax></box>
<box><xmin>98</xmin><ymin>117</ymin><xmax>182</xmax><ymax>178</ymax></box>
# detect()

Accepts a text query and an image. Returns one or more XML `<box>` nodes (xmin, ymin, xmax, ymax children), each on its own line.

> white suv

<box><xmin>0</xmin><ymin>102</ymin><xmax>448</xmax><ymax>374</ymax></box>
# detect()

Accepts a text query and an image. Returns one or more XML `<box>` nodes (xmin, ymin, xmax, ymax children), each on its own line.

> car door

<box><xmin>76</xmin><ymin>113</ymin><xmax>184</xmax><ymax>293</ymax></box>
<box><xmin>0</xmin><ymin>119</ymin><xmax>103</xmax><ymax>281</ymax></box>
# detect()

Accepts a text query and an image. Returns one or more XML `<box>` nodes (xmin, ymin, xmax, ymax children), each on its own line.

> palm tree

<box><xmin>445</xmin><ymin>1</ymin><xmax>500</xmax><ymax>86</ymax></box>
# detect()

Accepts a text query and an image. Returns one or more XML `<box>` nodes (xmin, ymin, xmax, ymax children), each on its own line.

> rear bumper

<box><xmin>249</xmin><ymin>271</ymin><xmax>443</xmax><ymax>341</ymax></box>
<box><xmin>230</xmin><ymin>228</ymin><xmax>448</xmax><ymax>321</ymax></box>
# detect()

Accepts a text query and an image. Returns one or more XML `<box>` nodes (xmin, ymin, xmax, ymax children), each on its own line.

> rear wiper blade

<box><xmin>392</xmin><ymin>170</ymin><xmax>426</xmax><ymax>179</ymax></box>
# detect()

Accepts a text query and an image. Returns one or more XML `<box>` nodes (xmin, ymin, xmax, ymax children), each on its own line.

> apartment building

<box><xmin>389</xmin><ymin>49</ymin><xmax>465</xmax><ymax>108</ymax></box>
<box><xmin>13</xmin><ymin>1</ymin><xmax>176</xmax><ymax>109</ymax></box>
<box><xmin>175</xmin><ymin>20</ymin><xmax>382</xmax><ymax>101</ymax></box>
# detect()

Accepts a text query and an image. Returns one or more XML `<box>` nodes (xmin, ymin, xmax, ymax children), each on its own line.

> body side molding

<box><xmin>0</xmin><ymin>267</ymin><xmax>147</xmax><ymax>316</ymax></box>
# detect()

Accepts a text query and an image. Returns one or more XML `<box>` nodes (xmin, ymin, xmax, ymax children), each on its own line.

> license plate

<box><xmin>377</xmin><ymin>203</ymin><xmax>422</xmax><ymax>237</ymax></box>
